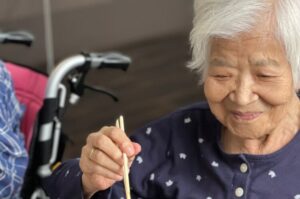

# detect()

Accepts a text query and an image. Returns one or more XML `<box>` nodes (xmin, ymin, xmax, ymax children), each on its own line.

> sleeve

<box><xmin>43</xmin><ymin>158</ymin><xmax>114</xmax><ymax>199</ymax></box>
<box><xmin>0</xmin><ymin>61</ymin><xmax>28</xmax><ymax>198</ymax></box>
<box><xmin>43</xmin><ymin>116</ymin><xmax>174</xmax><ymax>199</ymax></box>
<box><xmin>43</xmin><ymin>159</ymin><xmax>86</xmax><ymax>199</ymax></box>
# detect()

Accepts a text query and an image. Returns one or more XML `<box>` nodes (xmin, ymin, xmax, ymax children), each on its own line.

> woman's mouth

<box><xmin>232</xmin><ymin>111</ymin><xmax>262</xmax><ymax>121</ymax></box>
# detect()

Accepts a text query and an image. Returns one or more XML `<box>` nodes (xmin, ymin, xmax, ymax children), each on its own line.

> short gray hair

<box><xmin>188</xmin><ymin>0</ymin><xmax>300</xmax><ymax>87</ymax></box>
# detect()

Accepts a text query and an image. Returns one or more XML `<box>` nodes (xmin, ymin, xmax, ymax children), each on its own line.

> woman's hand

<box><xmin>79</xmin><ymin>126</ymin><xmax>141</xmax><ymax>198</ymax></box>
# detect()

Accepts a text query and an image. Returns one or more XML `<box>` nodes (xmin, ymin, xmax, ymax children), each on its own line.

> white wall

<box><xmin>0</xmin><ymin>0</ymin><xmax>111</xmax><ymax>20</ymax></box>
<box><xmin>0</xmin><ymin>0</ymin><xmax>193</xmax><ymax>70</ymax></box>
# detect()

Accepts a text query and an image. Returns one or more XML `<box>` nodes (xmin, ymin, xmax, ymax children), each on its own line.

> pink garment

<box><xmin>5</xmin><ymin>62</ymin><xmax>47</xmax><ymax>150</ymax></box>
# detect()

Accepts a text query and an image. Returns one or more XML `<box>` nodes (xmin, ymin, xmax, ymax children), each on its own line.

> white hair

<box><xmin>188</xmin><ymin>0</ymin><xmax>300</xmax><ymax>87</ymax></box>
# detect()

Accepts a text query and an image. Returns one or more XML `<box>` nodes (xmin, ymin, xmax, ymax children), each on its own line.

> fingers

<box><xmin>105</xmin><ymin>126</ymin><xmax>135</xmax><ymax>156</ymax></box>
<box><xmin>80</xmin><ymin>126</ymin><xmax>142</xmax><ymax>193</ymax></box>
<box><xmin>83</xmin><ymin>126</ymin><xmax>141</xmax><ymax>172</ymax></box>
<box><xmin>88</xmin><ymin>126</ymin><xmax>138</xmax><ymax>157</ymax></box>
<box><xmin>86</xmin><ymin>145</ymin><xmax>122</xmax><ymax>174</ymax></box>
<box><xmin>88</xmin><ymin>131</ymin><xmax>124</xmax><ymax>165</ymax></box>
<box><xmin>80</xmin><ymin>127</ymin><xmax>141</xmax><ymax>195</ymax></box>
<box><xmin>132</xmin><ymin>142</ymin><xmax>142</xmax><ymax>155</ymax></box>
<box><xmin>80</xmin><ymin>147</ymin><xmax>123</xmax><ymax>181</ymax></box>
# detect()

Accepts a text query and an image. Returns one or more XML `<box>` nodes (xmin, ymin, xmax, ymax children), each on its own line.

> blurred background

<box><xmin>0</xmin><ymin>0</ymin><xmax>204</xmax><ymax>159</ymax></box>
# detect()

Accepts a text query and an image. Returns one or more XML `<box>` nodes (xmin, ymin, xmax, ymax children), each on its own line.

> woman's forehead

<box><xmin>209</xmin><ymin>33</ymin><xmax>289</xmax><ymax>67</ymax></box>
<box><xmin>210</xmin><ymin>33</ymin><xmax>284</xmax><ymax>53</ymax></box>
<box><xmin>212</xmin><ymin>30</ymin><xmax>275</xmax><ymax>43</ymax></box>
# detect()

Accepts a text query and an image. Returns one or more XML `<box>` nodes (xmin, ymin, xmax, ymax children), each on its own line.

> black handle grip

<box><xmin>3</xmin><ymin>38</ymin><xmax>33</xmax><ymax>46</ymax></box>
<box><xmin>82</xmin><ymin>52</ymin><xmax>131</xmax><ymax>71</ymax></box>
<box><xmin>100</xmin><ymin>62</ymin><xmax>129</xmax><ymax>71</ymax></box>
<box><xmin>0</xmin><ymin>31</ymin><xmax>34</xmax><ymax>46</ymax></box>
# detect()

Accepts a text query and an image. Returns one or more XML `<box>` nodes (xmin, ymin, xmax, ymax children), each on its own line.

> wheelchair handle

<box><xmin>46</xmin><ymin>53</ymin><xmax>130</xmax><ymax>99</ymax></box>
<box><xmin>83</xmin><ymin>52</ymin><xmax>130</xmax><ymax>71</ymax></box>
<box><xmin>39</xmin><ymin>52</ymin><xmax>130</xmax><ymax>172</ymax></box>
<box><xmin>0</xmin><ymin>31</ymin><xmax>34</xmax><ymax>46</ymax></box>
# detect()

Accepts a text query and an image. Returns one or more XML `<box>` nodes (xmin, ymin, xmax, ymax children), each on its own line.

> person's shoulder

<box><xmin>0</xmin><ymin>60</ymin><xmax>13</xmax><ymax>88</ymax></box>
<box><xmin>0</xmin><ymin>60</ymin><xmax>24</xmax><ymax>126</ymax></box>
<box><xmin>0</xmin><ymin>60</ymin><xmax>9</xmax><ymax>76</ymax></box>
<box><xmin>0</xmin><ymin>60</ymin><xmax>5</xmax><ymax>69</ymax></box>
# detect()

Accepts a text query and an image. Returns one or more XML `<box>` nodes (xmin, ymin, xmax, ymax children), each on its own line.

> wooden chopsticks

<box><xmin>116</xmin><ymin>115</ymin><xmax>131</xmax><ymax>199</ymax></box>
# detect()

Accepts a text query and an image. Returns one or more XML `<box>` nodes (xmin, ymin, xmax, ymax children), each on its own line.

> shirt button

<box><xmin>240</xmin><ymin>163</ymin><xmax>248</xmax><ymax>173</ymax></box>
<box><xmin>235</xmin><ymin>187</ymin><xmax>244</xmax><ymax>197</ymax></box>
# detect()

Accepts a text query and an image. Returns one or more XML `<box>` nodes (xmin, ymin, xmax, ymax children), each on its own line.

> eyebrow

<box><xmin>209</xmin><ymin>57</ymin><xmax>280</xmax><ymax>68</ymax></box>
<box><xmin>209</xmin><ymin>58</ymin><xmax>235</xmax><ymax>67</ymax></box>
<box><xmin>250</xmin><ymin>58</ymin><xmax>280</xmax><ymax>67</ymax></box>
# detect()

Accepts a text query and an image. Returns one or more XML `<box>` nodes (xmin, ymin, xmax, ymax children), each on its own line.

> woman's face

<box><xmin>204</xmin><ymin>33</ymin><xmax>298</xmax><ymax>139</ymax></box>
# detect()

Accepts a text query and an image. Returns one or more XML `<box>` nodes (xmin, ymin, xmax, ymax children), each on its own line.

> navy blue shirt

<box><xmin>44</xmin><ymin>102</ymin><xmax>300</xmax><ymax>199</ymax></box>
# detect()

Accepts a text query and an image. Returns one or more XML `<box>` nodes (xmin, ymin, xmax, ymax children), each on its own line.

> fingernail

<box><xmin>122</xmin><ymin>143</ymin><xmax>134</xmax><ymax>156</ymax></box>
<box><xmin>125</xmin><ymin>145</ymin><xmax>134</xmax><ymax>156</ymax></box>
<box><xmin>116</xmin><ymin>175</ymin><xmax>123</xmax><ymax>181</ymax></box>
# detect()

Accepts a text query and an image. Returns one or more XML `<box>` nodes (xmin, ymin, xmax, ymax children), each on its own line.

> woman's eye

<box><xmin>213</xmin><ymin>74</ymin><xmax>230</xmax><ymax>80</ymax></box>
<box><xmin>257</xmin><ymin>74</ymin><xmax>274</xmax><ymax>78</ymax></box>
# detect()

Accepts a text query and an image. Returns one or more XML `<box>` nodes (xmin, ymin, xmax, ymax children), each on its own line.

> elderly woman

<box><xmin>44</xmin><ymin>0</ymin><xmax>300</xmax><ymax>198</ymax></box>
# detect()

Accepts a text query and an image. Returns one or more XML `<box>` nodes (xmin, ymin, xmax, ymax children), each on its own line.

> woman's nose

<box><xmin>229</xmin><ymin>76</ymin><xmax>258</xmax><ymax>106</ymax></box>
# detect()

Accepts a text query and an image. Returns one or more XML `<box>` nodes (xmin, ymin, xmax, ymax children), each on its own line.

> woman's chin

<box><xmin>226</xmin><ymin>121</ymin><xmax>268</xmax><ymax>140</ymax></box>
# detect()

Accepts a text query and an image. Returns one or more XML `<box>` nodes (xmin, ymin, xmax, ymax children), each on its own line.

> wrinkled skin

<box><xmin>204</xmin><ymin>32</ymin><xmax>300</xmax><ymax>154</ymax></box>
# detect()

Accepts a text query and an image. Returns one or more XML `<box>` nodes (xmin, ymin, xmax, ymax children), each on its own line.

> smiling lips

<box><xmin>232</xmin><ymin>111</ymin><xmax>262</xmax><ymax>121</ymax></box>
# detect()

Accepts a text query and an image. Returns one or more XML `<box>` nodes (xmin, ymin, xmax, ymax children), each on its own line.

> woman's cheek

<box><xmin>204</xmin><ymin>78</ymin><xmax>231</xmax><ymax>102</ymax></box>
<box><xmin>257</xmin><ymin>83</ymin><xmax>293</xmax><ymax>106</ymax></box>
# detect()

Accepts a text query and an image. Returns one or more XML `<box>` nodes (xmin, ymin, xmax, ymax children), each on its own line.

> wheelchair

<box><xmin>1</xmin><ymin>30</ymin><xmax>131</xmax><ymax>198</ymax></box>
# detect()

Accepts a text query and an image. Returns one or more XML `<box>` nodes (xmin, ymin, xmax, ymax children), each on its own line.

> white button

<box><xmin>235</xmin><ymin>187</ymin><xmax>244</xmax><ymax>197</ymax></box>
<box><xmin>240</xmin><ymin>163</ymin><xmax>248</xmax><ymax>173</ymax></box>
